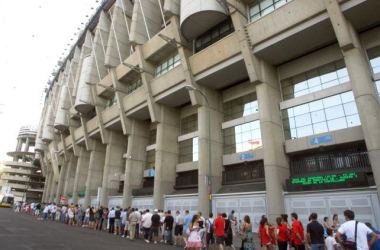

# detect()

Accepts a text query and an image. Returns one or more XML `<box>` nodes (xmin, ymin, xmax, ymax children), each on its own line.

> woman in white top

<box><xmin>68</xmin><ymin>206</ymin><xmax>74</xmax><ymax>226</ymax></box>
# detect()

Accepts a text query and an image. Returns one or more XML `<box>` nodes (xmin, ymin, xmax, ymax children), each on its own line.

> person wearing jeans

<box><xmin>307</xmin><ymin>213</ymin><xmax>325</xmax><ymax>250</ymax></box>
<box><xmin>42</xmin><ymin>203</ymin><xmax>49</xmax><ymax>221</ymax></box>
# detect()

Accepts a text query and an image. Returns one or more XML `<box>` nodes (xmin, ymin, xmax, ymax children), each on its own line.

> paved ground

<box><xmin>0</xmin><ymin>208</ymin><xmax>255</xmax><ymax>250</ymax></box>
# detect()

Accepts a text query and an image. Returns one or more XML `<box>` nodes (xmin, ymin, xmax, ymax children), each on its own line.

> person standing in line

<box><xmin>60</xmin><ymin>205</ymin><xmax>66</xmax><ymax>223</ymax></box>
<box><xmin>332</xmin><ymin>214</ymin><xmax>339</xmax><ymax>232</ymax></box>
<box><xmin>83</xmin><ymin>206</ymin><xmax>90</xmax><ymax>228</ymax></box>
<box><xmin>76</xmin><ymin>205</ymin><xmax>83</xmax><ymax>227</ymax></box>
<box><xmin>325</xmin><ymin>229</ymin><xmax>338</xmax><ymax>250</ymax></box>
<box><xmin>68</xmin><ymin>205</ymin><xmax>75</xmax><ymax>226</ymax></box>
<box><xmin>223</xmin><ymin>213</ymin><xmax>236</xmax><ymax>250</ymax></box>
<box><xmin>35</xmin><ymin>203</ymin><xmax>40</xmax><ymax>218</ymax></box>
<box><xmin>306</xmin><ymin>213</ymin><xmax>325</xmax><ymax>250</ymax></box>
<box><xmin>228</xmin><ymin>210</ymin><xmax>237</xmax><ymax>237</ymax></box>
<box><xmin>276</xmin><ymin>217</ymin><xmax>288</xmax><ymax>250</ymax></box>
<box><xmin>258</xmin><ymin>217</ymin><xmax>272</xmax><ymax>250</ymax></box>
<box><xmin>184</xmin><ymin>210</ymin><xmax>193</xmax><ymax>248</ymax></box>
<box><xmin>142</xmin><ymin>209</ymin><xmax>153</xmax><ymax>243</ymax></box>
<box><xmin>291</xmin><ymin>213</ymin><xmax>305</xmax><ymax>250</ymax></box>
<box><xmin>42</xmin><ymin>203</ymin><xmax>49</xmax><ymax>221</ymax></box>
<box><xmin>128</xmin><ymin>208</ymin><xmax>138</xmax><ymax>241</ymax></box>
<box><xmin>102</xmin><ymin>208</ymin><xmax>108</xmax><ymax>230</ymax></box>
<box><xmin>160</xmin><ymin>211</ymin><xmax>167</xmax><ymax>243</ymax></box>
<box><xmin>89</xmin><ymin>207</ymin><xmax>95</xmax><ymax>229</ymax></box>
<box><xmin>175</xmin><ymin>211</ymin><xmax>185</xmax><ymax>247</ymax></box>
<box><xmin>56</xmin><ymin>206</ymin><xmax>61</xmax><ymax>221</ymax></box>
<box><xmin>214</xmin><ymin>212</ymin><xmax>225</xmax><ymax>250</ymax></box>
<box><xmin>187</xmin><ymin>214</ymin><xmax>203</xmax><ymax>250</ymax></box>
<box><xmin>241</xmin><ymin>215</ymin><xmax>254</xmax><ymax>250</ymax></box>
<box><xmin>94</xmin><ymin>206</ymin><xmax>103</xmax><ymax>230</ymax></box>
<box><xmin>323</xmin><ymin>217</ymin><xmax>335</xmax><ymax>238</ymax></box>
<box><xmin>165</xmin><ymin>210</ymin><xmax>175</xmax><ymax>245</ymax></box>
<box><xmin>336</xmin><ymin>210</ymin><xmax>377</xmax><ymax>250</ymax></box>
<box><xmin>108</xmin><ymin>207</ymin><xmax>116</xmax><ymax>233</ymax></box>
<box><xmin>114</xmin><ymin>206</ymin><xmax>122</xmax><ymax>235</ymax></box>
<box><xmin>50</xmin><ymin>203</ymin><xmax>57</xmax><ymax>221</ymax></box>
<box><xmin>121</xmin><ymin>208</ymin><xmax>128</xmax><ymax>237</ymax></box>
<box><xmin>205</xmin><ymin>213</ymin><xmax>215</xmax><ymax>250</ymax></box>
<box><xmin>135</xmin><ymin>208</ymin><xmax>141</xmax><ymax>239</ymax></box>
<box><xmin>365</xmin><ymin>223</ymin><xmax>380</xmax><ymax>250</ymax></box>
<box><xmin>149</xmin><ymin>209</ymin><xmax>161</xmax><ymax>244</ymax></box>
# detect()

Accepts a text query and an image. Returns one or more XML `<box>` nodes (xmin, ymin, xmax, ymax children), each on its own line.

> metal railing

<box><xmin>222</xmin><ymin>161</ymin><xmax>265</xmax><ymax>184</ymax></box>
<box><xmin>290</xmin><ymin>147</ymin><xmax>371</xmax><ymax>176</ymax></box>
<box><xmin>175</xmin><ymin>171</ymin><xmax>198</xmax><ymax>189</ymax></box>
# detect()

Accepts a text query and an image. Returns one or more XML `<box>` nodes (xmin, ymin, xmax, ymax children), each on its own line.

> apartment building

<box><xmin>36</xmin><ymin>0</ymin><xmax>380</xmax><ymax>226</ymax></box>
<box><xmin>0</xmin><ymin>126</ymin><xmax>44</xmax><ymax>202</ymax></box>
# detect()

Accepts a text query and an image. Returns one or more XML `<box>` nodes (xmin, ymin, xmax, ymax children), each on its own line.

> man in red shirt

<box><xmin>214</xmin><ymin>212</ymin><xmax>225</xmax><ymax>250</ymax></box>
<box><xmin>291</xmin><ymin>213</ymin><xmax>305</xmax><ymax>250</ymax></box>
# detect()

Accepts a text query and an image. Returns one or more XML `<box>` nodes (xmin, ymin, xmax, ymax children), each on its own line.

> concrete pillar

<box><xmin>153</xmin><ymin>107</ymin><xmax>180</xmax><ymax>210</ymax></box>
<box><xmin>41</xmin><ymin>170</ymin><xmax>50</xmax><ymax>202</ymax></box>
<box><xmin>44</xmin><ymin>170</ymin><xmax>54</xmax><ymax>203</ymax></box>
<box><xmin>230</xmin><ymin>6</ymin><xmax>289</xmax><ymax>222</ymax></box>
<box><xmin>101</xmin><ymin>131</ymin><xmax>128</xmax><ymax>207</ymax></box>
<box><xmin>72</xmin><ymin>147</ymin><xmax>90</xmax><ymax>205</ymax></box>
<box><xmin>122</xmin><ymin>120</ymin><xmax>150</xmax><ymax>208</ymax></box>
<box><xmin>49</xmin><ymin>181</ymin><xmax>58</xmax><ymax>203</ymax></box>
<box><xmin>84</xmin><ymin>140</ymin><xmax>106</xmax><ymax>208</ymax></box>
<box><xmin>197</xmin><ymin>88</ymin><xmax>224</xmax><ymax>216</ymax></box>
<box><xmin>62</xmin><ymin>154</ymin><xmax>77</xmax><ymax>205</ymax></box>
<box><xmin>25</xmin><ymin>137</ymin><xmax>30</xmax><ymax>152</ymax></box>
<box><xmin>324</xmin><ymin>0</ymin><xmax>380</xmax><ymax>202</ymax></box>
<box><xmin>15</xmin><ymin>138</ymin><xmax>23</xmax><ymax>152</ymax></box>
<box><xmin>54</xmin><ymin>161</ymin><xmax>67</xmax><ymax>204</ymax></box>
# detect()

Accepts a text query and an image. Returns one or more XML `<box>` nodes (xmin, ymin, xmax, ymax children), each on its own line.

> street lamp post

<box><xmin>184</xmin><ymin>85</ymin><xmax>212</xmax><ymax>214</ymax></box>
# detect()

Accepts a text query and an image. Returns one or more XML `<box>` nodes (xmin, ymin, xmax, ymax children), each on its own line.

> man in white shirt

<box><xmin>42</xmin><ymin>203</ymin><xmax>49</xmax><ymax>221</ymax></box>
<box><xmin>61</xmin><ymin>205</ymin><xmax>67</xmax><ymax>223</ymax></box>
<box><xmin>83</xmin><ymin>206</ymin><xmax>90</xmax><ymax>227</ymax></box>
<box><xmin>336</xmin><ymin>210</ymin><xmax>377</xmax><ymax>250</ymax></box>
<box><xmin>205</xmin><ymin>213</ymin><xmax>215</xmax><ymax>250</ymax></box>
<box><xmin>51</xmin><ymin>203</ymin><xmax>57</xmax><ymax>221</ymax></box>
<box><xmin>135</xmin><ymin>208</ymin><xmax>142</xmax><ymax>239</ymax></box>
<box><xmin>108</xmin><ymin>208</ymin><xmax>116</xmax><ymax>234</ymax></box>
<box><xmin>142</xmin><ymin>209</ymin><xmax>153</xmax><ymax>242</ymax></box>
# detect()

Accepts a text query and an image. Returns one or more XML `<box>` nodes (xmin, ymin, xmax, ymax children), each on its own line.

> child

<box><xmin>325</xmin><ymin>229</ymin><xmax>338</xmax><ymax>250</ymax></box>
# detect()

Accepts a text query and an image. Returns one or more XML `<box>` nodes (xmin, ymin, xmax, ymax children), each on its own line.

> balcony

<box><xmin>142</xmin><ymin>22</ymin><xmax>178</xmax><ymax>63</ymax></box>
<box><xmin>0</xmin><ymin>182</ymin><xmax>28</xmax><ymax>190</ymax></box>
<box><xmin>115</xmin><ymin>51</ymin><xmax>140</xmax><ymax>83</ymax></box>
<box><xmin>86</xmin><ymin>117</ymin><xmax>99</xmax><ymax>134</ymax></box>
<box><xmin>2</xmin><ymin>168</ymin><xmax>31</xmax><ymax>176</ymax></box>
<box><xmin>122</xmin><ymin>87</ymin><xmax>150</xmax><ymax>120</ymax></box>
<box><xmin>290</xmin><ymin>146</ymin><xmax>372</xmax><ymax>177</ymax></box>
<box><xmin>175</xmin><ymin>170</ymin><xmax>198</xmax><ymax>189</ymax></box>
<box><xmin>151</xmin><ymin>65</ymin><xmax>185</xmax><ymax>96</ymax></box>
<box><xmin>96</xmin><ymin>73</ymin><xmax>114</xmax><ymax>98</ymax></box>
<box><xmin>74</xmin><ymin>126</ymin><xmax>84</xmax><ymax>142</ymax></box>
<box><xmin>102</xmin><ymin>104</ymin><xmax>119</xmax><ymax>125</ymax></box>
<box><xmin>222</xmin><ymin>161</ymin><xmax>265</xmax><ymax>185</ymax></box>
<box><xmin>189</xmin><ymin>33</ymin><xmax>248</xmax><ymax>89</ymax></box>
<box><xmin>4</xmin><ymin>161</ymin><xmax>32</xmax><ymax>168</ymax></box>
<box><xmin>58</xmin><ymin>141</ymin><xmax>63</xmax><ymax>152</ymax></box>
<box><xmin>64</xmin><ymin>135</ymin><xmax>73</xmax><ymax>148</ymax></box>
<box><xmin>1</xmin><ymin>175</ymin><xmax>29</xmax><ymax>182</ymax></box>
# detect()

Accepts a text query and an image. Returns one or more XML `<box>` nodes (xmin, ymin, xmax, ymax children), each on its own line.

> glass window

<box><xmin>367</xmin><ymin>45</ymin><xmax>380</xmax><ymax>74</ymax></box>
<box><xmin>145</xmin><ymin>150</ymin><xmax>155</xmax><ymax>170</ymax></box>
<box><xmin>281</xmin><ymin>59</ymin><xmax>350</xmax><ymax>101</ymax></box>
<box><xmin>283</xmin><ymin>91</ymin><xmax>360</xmax><ymax>140</ymax></box>
<box><xmin>249</xmin><ymin>0</ymin><xmax>293</xmax><ymax>22</ymax></box>
<box><xmin>149</xmin><ymin>129</ymin><xmax>157</xmax><ymax>145</ymax></box>
<box><xmin>223</xmin><ymin>92</ymin><xmax>258</xmax><ymax>122</ymax></box>
<box><xmin>105</xmin><ymin>95</ymin><xmax>117</xmax><ymax>109</ymax></box>
<box><xmin>223</xmin><ymin>120</ymin><xmax>262</xmax><ymax>155</ymax></box>
<box><xmin>376</xmin><ymin>81</ymin><xmax>380</xmax><ymax>99</ymax></box>
<box><xmin>155</xmin><ymin>54</ymin><xmax>181</xmax><ymax>78</ymax></box>
<box><xmin>179</xmin><ymin>137</ymin><xmax>198</xmax><ymax>164</ymax></box>
<box><xmin>126</xmin><ymin>78</ymin><xmax>142</xmax><ymax>95</ymax></box>
<box><xmin>180</xmin><ymin>114</ymin><xmax>198</xmax><ymax>135</ymax></box>
<box><xmin>195</xmin><ymin>18</ymin><xmax>235</xmax><ymax>53</ymax></box>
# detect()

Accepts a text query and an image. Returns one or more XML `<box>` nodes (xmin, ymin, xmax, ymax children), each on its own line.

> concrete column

<box><xmin>122</xmin><ymin>120</ymin><xmax>150</xmax><ymax>208</ymax></box>
<box><xmin>54</xmin><ymin>161</ymin><xmax>67</xmax><ymax>204</ymax></box>
<box><xmin>324</xmin><ymin>0</ymin><xmax>380</xmax><ymax>202</ymax></box>
<box><xmin>101</xmin><ymin>131</ymin><xmax>128</xmax><ymax>207</ymax></box>
<box><xmin>62</xmin><ymin>154</ymin><xmax>77</xmax><ymax>205</ymax></box>
<box><xmin>44</xmin><ymin>170</ymin><xmax>54</xmax><ymax>203</ymax></box>
<box><xmin>230</xmin><ymin>6</ymin><xmax>289</xmax><ymax>222</ymax></box>
<box><xmin>24</xmin><ymin>137</ymin><xmax>30</xmax><ymax>152</ymax></box>
<box><xmin>72</xmin><ymin>147</ymin><xmax>90</xmax><ymax>205</ymax></box>
<box><xmin>49</xmin><ymin>180</ymin><xmax>58</xmax><ymax>203</ymax></box>
<box><xmin>197</xmin><ymin>88</ymin><xmax>224</xmax><ymax>216</ymax></box>
<box><xmin>41</xmin><ymin>170</ymin><xmax>51</xmax><ymax>202</ymax></box>
<box><xmin>153</xmin><ymin>107</ymin><xmax>180</xmax><ymax>210</ymax></box>
<box><xmin>84</xmin><ymin>140</ymin><xmax>106</xmax><ymax>208</ymax></box>
<box><xmin>15</xmin><ymin>138</ymin><xmax>23</xmax><ymax>152</ymax></box>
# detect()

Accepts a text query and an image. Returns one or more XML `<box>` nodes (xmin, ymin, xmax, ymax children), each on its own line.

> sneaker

<box><xmin>154</xmin><ymin>241</ymin><xmax>157</xmax><ymax>244</ymax></box>
<box><xmin>127</xmin><ymin>236</ymin><xmax>130</xmax><ymax>238</ymax></box>
<box><xmin>145</xmin><ymin>240</ymin><xmax>149</xmax><ymax>243</ymax></box>
<box><xmin>160</xmin><ymin>240</ymin><xmax>164</xmax><ymax>243</ymax></box>
<box><xmin>122</xmin><ymin>235</ymin><xmax>125</xmax><ymax>238</ymax></box>
<box><xmin>114</xmin><ymin>233</ymin><xmax>117</xmax><ymax>235</ymax></box>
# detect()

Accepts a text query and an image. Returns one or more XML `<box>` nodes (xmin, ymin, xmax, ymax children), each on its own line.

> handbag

<box><xmin>225</xmin><ymin>222</ymin><xmax>231</xmax><ymax>238</ymax></box>
<box><xmin>341</xmin><ymin>221</ymin><xmax>358</xmax><ymax>250</ymax></box>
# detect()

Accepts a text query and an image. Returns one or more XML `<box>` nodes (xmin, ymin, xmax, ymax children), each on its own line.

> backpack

<box><xmin>208</xmin><ymin>219</ymin><xmax>215</xmax><ymax>234</ymax></box>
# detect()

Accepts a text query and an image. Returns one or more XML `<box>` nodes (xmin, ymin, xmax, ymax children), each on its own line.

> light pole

<box><xmin>184</xmin><ymin>85</ymin><xmax>212</xmax><ymax>214</ymax></box>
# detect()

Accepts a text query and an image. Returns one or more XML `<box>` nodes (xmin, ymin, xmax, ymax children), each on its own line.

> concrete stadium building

<box><xmin>0</xmin><ymin>126</ymin><xmax>45</xmax><ymax>202</ymax></box>
<box><xmin>36</xmin><ymin>0</ymin><xmax>380</xmax><ymax>226</ymax></box>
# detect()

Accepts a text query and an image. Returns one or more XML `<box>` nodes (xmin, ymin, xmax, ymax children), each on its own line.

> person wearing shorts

<box><xmin>174</xmin><ymin>211</ymin><xmax>184</xmax><ymax>247</ymax></box>
<box><xmin>149</xmin><ymin>209</ymin><xmax>161</xmax><ymax>244</ymax></box>
<box><xmin>206</xmin><ymin>213</ymin><xmax>215</xmax><ymax>249</ymax></box>
<box><xmin>214</xmin><ymin>212</ymin><xmax>225</xmax><ymax>250</ymax></box>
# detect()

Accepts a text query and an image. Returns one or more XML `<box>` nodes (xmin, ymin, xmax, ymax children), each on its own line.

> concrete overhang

<box><xmin>253</xmin><ymin>0</ymin><xmax>380</xmax><ymax>66</ymax></box>
<box><xmin>154</xmin><ymin>82</ymin><xmax>191</xmax><ymax>108</ymax></box>
<box><xmin>88</xmin><ymin>128</ymin><xmax>101</xmax><ymax>139</ymax></box>
<box><xmin>104</xmin><ymin>118</ymin><xmax>123</xmax><ymax>132</ymax></box>
<box><xmin>6</xmin><ymin>151</ymin><xmax>35</xmax><ymax>157</ymax></box>
<box><xmin>125</xmin><ymin>103</ymin><xmax>150</xmax><ymax>120</ymax></box>
<box><xmin>194</xmin><ymin>53</ymin><xmax>249</xmax><ymax>89</ymax></box>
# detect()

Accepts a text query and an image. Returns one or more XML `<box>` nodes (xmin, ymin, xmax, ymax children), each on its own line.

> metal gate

<box><xmin>108</xmin><ymin>196</ymin><xmax>123</xmax><ymax>209</ymax></box>
<box><xmin>164</xmin><ymin>195</ymin><xmax>199</xmax><ymax>216</ymax></box>
<box><xmin>284</xmin><ymin>189</ymin><xmax>380</xmax><ymax>228</ymax></box>
<box><xmin>131</xmin><ymin>197</ymin><xmax>154</xmax><ymax>211</ymax></box>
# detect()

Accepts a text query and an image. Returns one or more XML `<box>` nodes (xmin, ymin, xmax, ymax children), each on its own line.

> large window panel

<box><xmin>223</xmin><ymin>92</ymin><xmax>258</xmax><ymax>122</ymax></box>
<box><xmin>180</xmin><ymin>114</ymin><xmax>198</xmax><ymax>135</ymax></box>
<box><xmin>145</xmin><ymin>150</ymin><xmax>155</xmax><ymax>170</ymax></box>
<box><xmin>127</xmin><ymin>78</ymin><xmax>143</xmax><ymax>95</ymax></box>
<box><xmin>223</xmin><ymin>120</ymin><xmax>262</xmax><ymax>155</ymax></box>
<box><xmin>282</xmin><ymin>91</ymin><xmax>360</xmax><ymax>140</ymax></box>
<box><xmin>249</xmin><ymin>0</ymin><xmax>293</xmax><ymax>22</ymax></box>
<box><xmin>179</xmin><ymin>137</ymin><xmax>198</xmax><ymax>164</ymax></box>
<box><xmin>155</xmin><ymin>54</ymin><xmax>180</xmax><ymax>78</ymax></box>
<box><xmin>368</xmin><ymin>45</ymin><xmax>380</xmax><ymax>74</ymax></box>
<box><xmin>281</xmin><ymin>59</ymin><xmax>350</xmax><ymax>101</ymax></box>
<box><xmin>105</xmin><ymin>95</ymin><xmax>117</xmax><ymax>109</ymax></box>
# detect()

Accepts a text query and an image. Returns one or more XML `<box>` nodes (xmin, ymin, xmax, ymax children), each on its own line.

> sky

<box><xmin>0</xmin><ymin>0</ymin><xmax>100</xmax><ymax>163</ymax></box>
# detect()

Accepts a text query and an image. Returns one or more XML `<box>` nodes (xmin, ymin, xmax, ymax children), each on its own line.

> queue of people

<box><xmin>14</xmin><ymin>202</ymin><xmax>380</xmax><ymax>250</ymax></box>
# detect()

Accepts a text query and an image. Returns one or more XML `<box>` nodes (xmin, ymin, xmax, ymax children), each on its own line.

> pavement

<box><xmin>0</xmin><ymin>207</ymin><xmax>259</xmax><ymax>250</ymax></box>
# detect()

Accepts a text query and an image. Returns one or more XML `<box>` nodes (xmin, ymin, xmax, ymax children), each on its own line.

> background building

<box><xmin>36</xmin><ymin>0</ymin><xmax>380</xmax><ymax>227</ymax></box>
<box><xmin>0</xmin><ymin>125</ymin><xmax>44</xmax><ymax>202</ymax></box>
